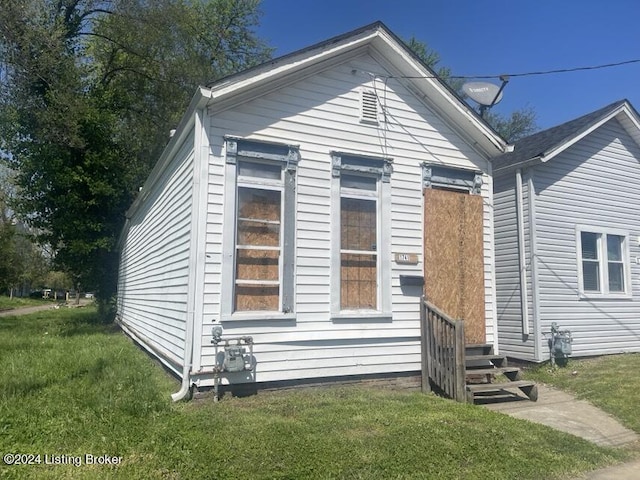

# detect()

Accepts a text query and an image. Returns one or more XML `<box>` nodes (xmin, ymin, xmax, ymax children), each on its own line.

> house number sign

<box><xmin>394</xmin><ymin>253</ymin><xmax>419</xmax><ymax>265</ymax></box>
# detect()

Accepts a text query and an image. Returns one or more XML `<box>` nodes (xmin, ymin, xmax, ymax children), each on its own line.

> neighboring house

<box><xmin>494</xmin><ymin>100</ymin><xmax>640</xmax><ymax>362</ymax></box>
<box><xmin>116</xmin><ymin>22</ymin><xmax>510</xmax><ymax>400</ymax></box>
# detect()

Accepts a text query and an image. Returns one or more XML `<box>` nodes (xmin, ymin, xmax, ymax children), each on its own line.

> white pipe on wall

<box><xmin>515</xmin><ymin>169</ymin><xmax>530</xmax><ymax>336</ymax></box>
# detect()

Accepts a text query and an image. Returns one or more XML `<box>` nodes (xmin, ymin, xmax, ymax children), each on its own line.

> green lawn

<box><xmin>0</xmin><ymin>308</ymin><xmax>631</xmax><ymax>479</ymax></box>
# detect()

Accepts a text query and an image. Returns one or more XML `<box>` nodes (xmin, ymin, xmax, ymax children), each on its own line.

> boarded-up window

<box><xmin>234</xmin><ymin>164</ymin><xmax>282</xmax><ymax>312</ymax></box>
<box><xmin>340</xmin><ymin>175</ymin><xmax>377</xmax><ymax>310</ymax></box>
<box><xmin>222</xmin><ymin>138</ymin><xmax>299</xmax><ymax>318</ymax></box>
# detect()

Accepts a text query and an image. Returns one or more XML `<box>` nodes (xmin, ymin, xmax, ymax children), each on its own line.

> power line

<box><xmin>388</xmin><ymin>58</ymin><xmax>640</xmax><ymax>80</ymax></box>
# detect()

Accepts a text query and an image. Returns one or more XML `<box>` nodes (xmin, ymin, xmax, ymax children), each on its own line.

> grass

<box><xmin>0</xmin><ymin>296</ymin><xmax>53</xmax><ymax>311</ymax></box>
<box><xmin>0</xmin><ymin>308</ymin><xmax>631</xmax><ymax>479</ymax></box>
<box><xmin>526</xmin><ymin>354</ymin><xmax>640</xmax><ymax>434</ymax></box>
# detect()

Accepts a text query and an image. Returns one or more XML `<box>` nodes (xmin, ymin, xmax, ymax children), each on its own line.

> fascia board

<box><xmin>206</xmin><ymin>46</ymin><xmax>369</xmax><ymax>115</ymax></box>
<box><xmin>539</xmin><ymin>104</ymin><xmax>635</xmax><ymax>164</ymax></box>
<box><xmin>207</xmin><ymin>31</ymin><xmax>378</xmax><ymax>108</ymax></box>
<box><xmin>615</xmin><ymin>104</ymin><xmax>640</xmax><ymax>148</ymax></box>
<box><xmin>493</xmin><ymin>156</ymin><xmax>543</xmax><ymax>174</ymax></box>
<box><xmin>370</xmin><ymin>30</ymin><xmax>511</xmax><ymax>157</ymax></box>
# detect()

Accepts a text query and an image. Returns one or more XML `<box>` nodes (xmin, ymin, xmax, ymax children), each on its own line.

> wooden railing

<box><xmin>420</xmin><ymin>296</ymin><xmax>466</xmax><ymax>402</ymax></box>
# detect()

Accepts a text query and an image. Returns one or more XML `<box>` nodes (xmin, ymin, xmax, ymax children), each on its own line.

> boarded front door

<box><xmin>423</xmin><ymin>188</ymin><xmax>485</xmax><ymax>344</ymax></box>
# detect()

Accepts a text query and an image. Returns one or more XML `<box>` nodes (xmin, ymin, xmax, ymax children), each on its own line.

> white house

<box><xmin>494</xmin><ymin>100</ymin><xmax>640</xmax><ymax>362</ymax></box>
<box><xmin>116</xmin><ymin>22</ymin><xmax>511</xmax><ymax>400</ymax></box>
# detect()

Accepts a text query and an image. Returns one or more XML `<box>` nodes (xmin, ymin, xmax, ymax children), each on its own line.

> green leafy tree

<box><xmin>45</xmin><ymin>270</ymin><xmax>73</xmax><ymax>300</ymax></box>
<box><xmin>405</xmin><ymin>36</ymin><xmax>537</xmax><ymax>142</ymax></box>
<box><xmin>0</xmin><ymin>168</ymin><xmax>18</xmax><ymax>294</ymax></box>
<box><xmin>484</xmin><ymin>106</ymin><xmax>538</xmax><ymax>143</ymax></box>
<box><xmin>0</xmin><ymin>0</ymin><xmax>271</xmax><ymax>317</ymax></box>
<box><xmin>0</xmin><ymin>173</ymin><xmax>49</xmax><ymax>297</ymax></box>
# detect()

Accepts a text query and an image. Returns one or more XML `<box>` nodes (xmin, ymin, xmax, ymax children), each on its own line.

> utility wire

<box><xmin>387</xmin><ymin>58</ymin><xmax>640</xmax><ymax>80</ymax></box>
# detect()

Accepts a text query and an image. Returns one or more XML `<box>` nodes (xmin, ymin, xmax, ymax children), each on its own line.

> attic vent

<box><xmin>360</xmin><ymin>89</ymin><xmax>379</xmax><ymax>124</ymax></box>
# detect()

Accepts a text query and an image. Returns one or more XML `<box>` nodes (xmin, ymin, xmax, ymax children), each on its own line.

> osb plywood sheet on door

<box><xmin>460</xmin><ymin>194</ymin><xmax>485</xmax><ymax>345</ymax></box>
<box><xmin>424</xmin><ymin>189</ymin><xmax>462</xmax><ymax>316</ymax></box>
<box><xmin>423</xmin><ymin>188</ymin><xmax>485</xmax><ymax>344</ymax></box>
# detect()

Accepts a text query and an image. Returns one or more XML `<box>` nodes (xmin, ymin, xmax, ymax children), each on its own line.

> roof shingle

<box><xmin>493</xmin><ymin>99</ymin><xmax>629</xmax><ymax>171</ymax></box>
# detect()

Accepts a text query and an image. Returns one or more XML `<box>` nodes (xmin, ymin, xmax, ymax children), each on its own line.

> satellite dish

<box><xmin>462</xmin><ymin>81</ymin><xmax>504</xmax><ymax>107</ymax></box>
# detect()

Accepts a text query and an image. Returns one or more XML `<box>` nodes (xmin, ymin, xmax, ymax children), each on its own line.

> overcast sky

<box><xmin>257</xmin><ymin>0</ymin><xmax>640</xmax><ymax>131</ymax></box>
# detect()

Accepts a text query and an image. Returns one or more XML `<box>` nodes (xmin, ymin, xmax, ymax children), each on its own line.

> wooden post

<box><xmin>454</xmin><ymin>320</ymin><xmax>466</xmax><ymax>403</ymax></box>
<box><xmin>420</xmin><ymin>297</ymin><xmax>431</xmax><ymax>393</ymax></box>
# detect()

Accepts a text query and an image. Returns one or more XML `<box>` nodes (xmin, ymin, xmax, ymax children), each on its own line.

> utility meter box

<box><xmin>223</xmin><ymin>345</ymin><xmax>247</xmax><ymax>372</ymax></box>
<box><xmin>550</xmin><ymin>322</ymin><xmax>572</xmax><ymax>360</ymax></box>
<box><xmin>553</xmin><ymin>334</ymin><xmax>572</xmax><ymax>356</ymax></box>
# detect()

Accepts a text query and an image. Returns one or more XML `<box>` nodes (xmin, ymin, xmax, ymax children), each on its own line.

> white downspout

<box><xmin>515</xmin><ymin>169</ymin><xmax>530</xmax><ymax>335</ymax></box>
<box><xmin>171</xmin><ymin>107</ymin><xmax>205</xmax><ymax>402</ymax></box>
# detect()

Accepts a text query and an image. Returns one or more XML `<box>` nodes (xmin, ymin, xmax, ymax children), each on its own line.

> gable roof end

<box><xmin>493</xmin><ymin>99</ymin><xmax>640</xmax><ymax>172</ymax></box>
<box><xmin>203</xmin><ymin>21</ymin><xmax>511</xmax><ymax>158</ymax></box>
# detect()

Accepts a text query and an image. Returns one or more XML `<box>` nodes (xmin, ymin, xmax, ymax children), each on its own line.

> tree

<box><xmin>0</xmin><ymin>167</ymin><xmax>19</xmax><ymax>294</ymax></box>
<box><xmin>484</xmin><ymin>106</ymin><xmax>538</xmax><ymax>143</ymax></box>
<box><xmin>0</xmin><ymin>0</ymin><xmax>271</xmax><ymax>317</ymax></box>
<box><xmin>404</xmin><ymin>36</ymin><xmax>537</xmax><ymax>142</ymax></box>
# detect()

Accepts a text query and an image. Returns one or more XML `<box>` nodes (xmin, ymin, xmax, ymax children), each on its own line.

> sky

<box><xmin>256</xmin><ymin>0</ymin><xmax>640</xmax><ymax>131</ymax></box>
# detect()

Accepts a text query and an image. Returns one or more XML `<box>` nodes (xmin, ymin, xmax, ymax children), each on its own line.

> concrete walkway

<box><xmin>0</xmin><ymin>299</ymin><xmax>93</xmax><ymax>317</ymax></box>
<box><xmin>481</xmin><ymin>384</ymin><xmax>639</xmax><ymax>479</ymax></box>
<box><xmin>575</xmin><ymin>459</ymin><xmax>640</xmax><ymax>480</ymax></box>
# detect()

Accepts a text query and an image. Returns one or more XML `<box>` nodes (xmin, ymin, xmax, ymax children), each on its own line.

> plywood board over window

<box><xmin>423</xmin><ymin>188</ymin><xmax>485</xmax><ymax>344</ymax></box>
<box><xmin>330</xmin><ymin>152</ymin><xmax>392</xmax><ymax>319</ymax></box>
<box><xmin>235</xmin><ymin>186</ymin><xmax>282</xmax><ymax>311</ymax></box>
<box><xmin>221</xmin><ymin>137</ymin><xmax>299</xmax><ymax>318</ymax></box>
<box><xmin>340</xmin><ymin>177</ymin><xmax>378</xmax><ymax>310</ymax></box>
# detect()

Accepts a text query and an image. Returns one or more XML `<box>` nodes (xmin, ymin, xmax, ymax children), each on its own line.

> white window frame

<box><xmin>235</xmin><ymin>172</ymin><xmax>284</xmax><ymax>311</ymax></box>
<box><xmin>221</xmin><ymin>137</ymin><xmax>299</xmax><ymax>321</ymax></box>
<box><xmin>340</xmin><ymin>175</ymin><xmax>379</xmax><ymax>311</ymax></box>
<box><xmin>330</xmin><ymin>152</ymin><xmax>392</xmax><ymax>321</ymax></box>
<box><xmin>576</xmin><ymin>225</ymin><xmax>632</xmax><ymax>299</ymax></box>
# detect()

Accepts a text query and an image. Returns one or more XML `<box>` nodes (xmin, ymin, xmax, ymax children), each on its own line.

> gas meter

<box><xmin>210</xmin><ymin>326</ymin><xmax>255</xmax><ymax>401</ymax></box>
<box><xmin>223</xmin><ymin>344</ymin><xmax>249</xmax><ymax>372</ymax></box>
<box><xmin>549</xmin><ymin>322</ymin><xmax>572</xmax><ymax>366</ymax></box>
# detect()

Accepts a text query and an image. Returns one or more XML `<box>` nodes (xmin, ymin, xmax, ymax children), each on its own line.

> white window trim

<box><xmin>234</xmin><ymin>181</ymin><xmax>284</xmax><ymax>310</ymax></box>
<box><xmin>330</xmin><ymin>152</ymin><xmax>392</xmax><ymax>321</ymax></box>
<box><xmin>340</xmin><ymin>181</ymin><xmax>380</xmax><ymax>311</ymax></box>
<box><xmin>221</xmin><ymin>137</ymin><xmax>299</xmax><ymax>321</ymax></box>
<box><xmin>576</xmin><ymin>225</ymin><xmax>632</xmax><ymax>299</ymax></box>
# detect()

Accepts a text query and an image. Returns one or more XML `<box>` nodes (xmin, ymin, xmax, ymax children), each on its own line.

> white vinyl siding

<box><xmin>498</xmin><ymin>117</ymin><xmax>640</xmax><ymax>360</ymax></box>
<box><xmin>194</xmin><ymin>52</ymin><xmax>496</xmax><ymax>385</ymax></box>
<box><xmin>117</xmin><ymin>132</ymin><xmax>195</xmax><ymax>374</ymax></box>
<box><xmin>494</xmin><ymin>172</ymin><xmax>537</xmax><ymax>360</ymax></box>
